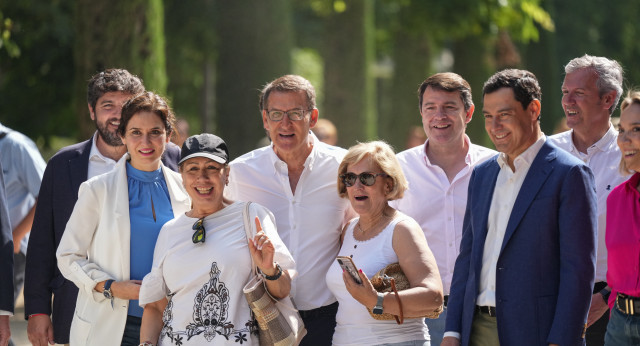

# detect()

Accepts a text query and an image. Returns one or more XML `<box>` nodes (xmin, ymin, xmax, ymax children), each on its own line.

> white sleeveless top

<box><xmin>325</xmin><ymin>217</ymin><xmax>429</xmax><ymax>346</ymax></box>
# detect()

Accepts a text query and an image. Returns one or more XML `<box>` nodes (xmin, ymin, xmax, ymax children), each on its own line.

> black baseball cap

<box><xmin>179</xmin><ymin>134</ymin><xmax>229</xmax><ymax>165</ymax></box>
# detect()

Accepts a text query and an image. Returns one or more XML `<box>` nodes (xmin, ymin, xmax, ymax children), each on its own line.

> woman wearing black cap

<box><xmin>138</xmin><ymin>134</ymin><xmax>295</xmax><ymax>346</ymax></box>
<box><xmin>56</xmin><ymin>92</ymin><xmax>191</xmax><ymax>346</ymax></box>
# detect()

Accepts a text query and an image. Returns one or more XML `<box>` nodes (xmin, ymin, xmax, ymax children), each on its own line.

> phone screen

<box><xmin>337</xmin><ymin>256</ymin><xmax>362</xmax><ymax>284</ymax></box>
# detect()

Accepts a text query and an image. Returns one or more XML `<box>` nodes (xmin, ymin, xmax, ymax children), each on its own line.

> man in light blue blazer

<box><xmin>443</xmin><ymin>69</ymin><xmax>597</xmax><ymax>346</ymax></box>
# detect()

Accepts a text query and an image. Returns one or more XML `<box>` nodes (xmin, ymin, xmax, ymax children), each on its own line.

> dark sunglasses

<box><xmin>340</xmin><ymin>172</ymin><xmax>388</xmax><ymax>187</ymax></box>
<box><xmin>192</xmin><ymin>217</ymin><xmax>206</xmax><ymax>244</ymax></box>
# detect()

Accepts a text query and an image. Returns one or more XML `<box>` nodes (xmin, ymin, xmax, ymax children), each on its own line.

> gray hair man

<box><xmin>550</xmin><ymin>54</ymin><xmax>627</xmax><ymax>346</ymax></box>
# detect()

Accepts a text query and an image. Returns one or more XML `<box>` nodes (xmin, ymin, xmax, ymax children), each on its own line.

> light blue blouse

<box><xmin>126</xmin><ymin>162</ymin><xmax>174</xmax><ymax>317</ymax></box>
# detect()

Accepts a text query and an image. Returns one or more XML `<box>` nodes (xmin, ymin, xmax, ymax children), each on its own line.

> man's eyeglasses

<box><xmin>340</xmin><ymin>172</ymin><xmax>388</xmax><ymax>187</ymax></box>
<box><xmin>266</xmin><ymin>109</ymin><xmax>312</xmax><ymax>122</ymax></box>
<box><xmin>192</xmin><ymin>217</ymin><xmax>206</xmax><ymax>244</ymax></box>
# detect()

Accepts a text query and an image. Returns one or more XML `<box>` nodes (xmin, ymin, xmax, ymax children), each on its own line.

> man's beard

<box><xmin>95</xmin><ymin>118</ymin><xmax>123</xmax><ymax>147</ymax></box>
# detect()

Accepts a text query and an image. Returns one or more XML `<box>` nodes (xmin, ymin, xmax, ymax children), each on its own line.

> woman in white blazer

<box><xmin>57</xmin><ymin>92</ymin><xmax>191</xmax><ymax>346</ymax></box>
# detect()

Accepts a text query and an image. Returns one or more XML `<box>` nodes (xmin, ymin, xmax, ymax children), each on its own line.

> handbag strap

<box><xmin>389</xmin><ymin>278</ymin><xmax>404</xmax><ymax>324</ymax></box>
<box><xmin>242</xmin><ymin>202</ymin><xmax>258</xmax><ymax>276</ymax></box>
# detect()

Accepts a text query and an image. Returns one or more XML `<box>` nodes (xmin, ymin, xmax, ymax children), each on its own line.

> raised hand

<box><xmin>248</xmin><ymin>216</ymin><xmax>277</xmax><ymax>276</ymax></box>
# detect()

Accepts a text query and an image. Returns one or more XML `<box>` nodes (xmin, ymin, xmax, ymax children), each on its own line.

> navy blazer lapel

<box><xmin>68</xmin><ymin>138</ymin><xmax>92</xmax><ymax>194</ymax></box>
<box><xmin>500</xmin><ymin>141</ymin><xmax>556</xmax><ymax>254</ymax></box>
<box><xmin>473</xmin><ymin>159</ymin><xmax>501</xmax><ymax>272</ymax></box>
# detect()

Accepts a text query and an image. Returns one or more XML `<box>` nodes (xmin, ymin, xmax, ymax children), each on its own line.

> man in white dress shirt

<box><xmin>390</xmin><ymin>72</ymin><xmax>496</xmax><ymax>345</ymax></box>
<box><xmin>225</xmin><ymin>75</ymin><xmax>355</xmax><ymax>346</ymax></box>
<box><xmin>550</xmin><ymin>55</ymin><xmax>627</xmax><ymax>346</ymax></box>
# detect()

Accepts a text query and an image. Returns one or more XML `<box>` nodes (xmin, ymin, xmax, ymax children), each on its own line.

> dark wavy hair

<box><xmin>117</xmin><ymin>91</ymin><xmax>175</xmax><ymax>137</ymax></box>
<box><xmin>87</xmin><ymin>69</ymin><xmax>144</xmax><ymax>111</ymax></box>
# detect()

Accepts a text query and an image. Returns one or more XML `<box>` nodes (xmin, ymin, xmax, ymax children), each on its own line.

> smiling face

<box><xmin>262</xmin><ymin>90</ymin><xmax>318</xmax><ymax>161</ymax></box>
<box><xmin>120</xmin><ymin>111</ymin><xmax>170</xmax><ymax>171</ymax></box>
<box><xmin>344</xmin><ymin>156</ymin><xmax>392</xmax><ymax>217</ymax></box>
<box><xmin>89</xmin><ymin>91</ymin><xmax>133</xmax><ymax>147</ymax></box>
<box><xmin>484</xmin><ymin>87</ymin><xmax>541</xmax><ymax>167</ymax></box>
<box><xmin>617</xmin><ymin>102</ymin><xmax>640</xmax><ymax>173</ymax></box>
<box><xmin>180</xmin><ymin>157</ymin><xmax>229</xmax><ymax>214</ymax></box>
<box><xmin>561</xmin><ymin>68</ymin><xmax>613</xmax><ymax>133</ymax></box>
<box><xmin>421</xmin><ymin>86</ymin><xmax>473</xmax><ymax>147</ymax></box>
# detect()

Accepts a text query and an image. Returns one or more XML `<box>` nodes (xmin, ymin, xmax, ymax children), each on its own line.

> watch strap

<box><xmin>103</xmin><ymin>279</ymin><xmax>115</xmax><ymax>308</ymax></box>
<box><xmin>599</xmin><ymin>287</ymin><xmax>611</xmax><ymax>302</ymax></box>
<box><xmin>372</xmin><ymin>292</ymin><xmax>384</xmax><ymax>314</ymax></box>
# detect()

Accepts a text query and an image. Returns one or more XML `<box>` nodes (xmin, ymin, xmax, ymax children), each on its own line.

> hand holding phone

<box><xmin>337</xmin><ymin>256</ymin><xmax>362</xmax><ymax>284</ymax></box>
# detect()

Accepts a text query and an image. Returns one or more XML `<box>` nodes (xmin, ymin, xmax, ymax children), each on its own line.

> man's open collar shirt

<box><xmin>225</xmin><ymin>133</ymin><xmax>355</xmax><ymax>310</ymax></box>
<box><xmin>550</xmin><ymin>125</ymin><xmax>626</xmax><ymax>282</ymax></box>
<box><xmin>390</xmin><ymin>136</ymin><xmax>496</xmax><ymax>295</ymax></box>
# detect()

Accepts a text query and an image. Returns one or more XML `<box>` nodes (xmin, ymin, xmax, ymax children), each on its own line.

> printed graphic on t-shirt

<box><xmin>160</xmin><ymin>262</ymin><xmax>257</xmax><ymax>344</ymax></box>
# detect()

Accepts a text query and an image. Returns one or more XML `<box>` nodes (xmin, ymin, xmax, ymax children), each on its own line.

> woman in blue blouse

<box><xmin>57</xmin><ymin>92</ymin><xmax>191</xmax><ymax>346</ymax></box>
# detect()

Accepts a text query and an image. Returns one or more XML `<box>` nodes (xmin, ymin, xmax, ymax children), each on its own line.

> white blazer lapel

<box><xmin>162</xmin><ymin>165</ymin><xmax>191</xmax><ymax>217</ymax></box>
<box><xmin>113</xmin><ymin>154</ymin><xmax>132</xmax><ymax>280</ymax></box>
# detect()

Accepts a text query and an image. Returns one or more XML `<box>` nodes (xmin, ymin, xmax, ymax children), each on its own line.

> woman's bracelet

<box><xmin>261</xmin><ymin>263</ymin><xmax>283</xmax><ymax>281</ymax></box>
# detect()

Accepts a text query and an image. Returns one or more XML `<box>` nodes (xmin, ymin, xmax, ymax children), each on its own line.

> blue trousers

<box><xmin>604</xmin><ymin>307</ymin><xmax>640</xmax><ymax>346</ymax></box>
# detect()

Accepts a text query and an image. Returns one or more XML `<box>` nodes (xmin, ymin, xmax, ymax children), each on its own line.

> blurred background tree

<box><xmin>0</xmin><ymin>0</ymin><xmax>637</xmax><ymax>159</ymax></box>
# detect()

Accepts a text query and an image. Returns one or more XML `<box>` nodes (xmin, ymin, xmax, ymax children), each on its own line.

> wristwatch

<box><xmin>103</xmin><ymin>279</ymin><xmax>115</xmax><ymax>300</ymax></box>
<box><xmin>372</xmin><ymin>292</ymin><xmax>384</xmax><ymax>315</ymax></box>
<box><xmin>599</xmin><ymin>287</ymin><xmax>611</xmax><ymax>303</ymax></box>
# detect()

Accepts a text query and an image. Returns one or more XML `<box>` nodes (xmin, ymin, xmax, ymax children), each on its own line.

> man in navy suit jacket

<box><xmin>443</xmin><ymin>69</ymin><xmax>597</xmax><ymax>346</ymax></box>
<box><xmin>23</xmin><ymin>69</ymin><xmax>181</xmax><ymax>345</ymax></box>
<box><xmin>0</xmin><ymin>162</ymin><xmax>15</xmax><ymax>346</ymax></box>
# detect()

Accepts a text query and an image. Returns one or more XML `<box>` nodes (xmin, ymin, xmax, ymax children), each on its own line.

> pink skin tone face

<box><xmin>561</xmin><ymin>68</ymin><xmax>613</xmax><ymax>132</ymax></box>
<box><xmin>180</xmin><ymin>157</ymin><xmax>228</xmax><ymax>212</ymax></box>
<box><xmin>344</xmin><ymin>157</ymin><xmax>391</xmax><ymax>218</ymax></box>
<box><xmin>421</xmin><ymin>86</ymin><xmax>473</xmax><ymax>147</ymax></box>
<box><xmin>120</xmin><ymin>111</ymin><xmax>169</xmax><ymax>171</ymax></box>
<box><xmin>90</xmin><ymin>91</ymin><xmax>134</xmax><ymax>146</ymax></box>
<box><xmin>618</xmin><ymin>102</ymin><xmax>640</xmax><ymax>173</ymax></box>
<box><xmin>262</xmin><ymin>91</ymin><xmax>318</xmax><ymax>159</ymax></box>
<box><xmin>483</xmin><ymin>88</ymin><xmax>540</xmax><ymax>168</ymax></box>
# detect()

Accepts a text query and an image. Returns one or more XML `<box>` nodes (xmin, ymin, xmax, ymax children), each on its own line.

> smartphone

<box><xmin>336</xmin><ymin>256</ymin><xmax>362</xmax><ymax>284</ymax></box>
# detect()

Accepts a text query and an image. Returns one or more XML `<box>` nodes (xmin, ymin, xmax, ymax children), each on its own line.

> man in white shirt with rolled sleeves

<box><xmin>225</xmin><ymin>75</ymin><xmax>355</xmax><ymax>346</ymax></box>
<box><xmin>390</xmin><ymin>72</ymin><xmax>495</xmax><ymax>345</ymax></box>
<box><xmin>550</xmin><ymin>55</ymin><xmax>627</xmax><ymax>346</ymax></box>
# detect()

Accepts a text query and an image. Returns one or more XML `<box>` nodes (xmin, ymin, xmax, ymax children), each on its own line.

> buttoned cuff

<box><xmin>443</xmin><ymin>331</ymin><xmax>461</xmax><ymax>339</ymax></box>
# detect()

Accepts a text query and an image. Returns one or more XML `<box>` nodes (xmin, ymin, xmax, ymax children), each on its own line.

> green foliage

<box><xmin>0</xmin><ymin>0</ymin><xmax>76</xmax><ymax>145</ymax></box>
<box><xmin>164</xmin><ymin>0</ymin><xmax>217</xmax><ymax>132</ymax></box>
<box><xmin>292</xmin><ymin>48</ymin><xmax>324</xmax><ymax>108</ymax></box>
<box><xmin>0</xmin><ymin>14</ymin><xmax>20</xmax><ymax>58</ymax></box>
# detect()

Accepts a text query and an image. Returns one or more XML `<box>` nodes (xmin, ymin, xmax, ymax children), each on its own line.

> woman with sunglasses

<box><xmin>326</xmin><ymin>141</ymin><xmax>443</xmax><ymax>346</ymax></box>
<box><xmin>603</xmin><ymin>90</ymin><xmax>640</xmax><ymax>345</ymax></box>
<box><xmin>138</xmin><ymin>134</ymin><xmax>295</xmax><ymax>346</ymax></box>
<box><xmin>56</xmin><ymin>92</ymin><xmax>191</xmax><ymax>346</ymax></box>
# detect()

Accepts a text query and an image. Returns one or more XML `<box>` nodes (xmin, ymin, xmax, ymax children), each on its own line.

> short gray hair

<box><xmin>564</xmin><ymin>54</ymin><xmax>624</xmax><ymax>114</ymax></box>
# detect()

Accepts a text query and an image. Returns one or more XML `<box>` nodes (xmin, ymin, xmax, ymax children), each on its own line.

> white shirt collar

<box><xmin>497</xmin><ymin>135</ymin><xmax>547</xmax><ymax>172</ymax></box>
<box><xmin>88</xmin><ymin>132</ymin><xmax>117</xmax><ymax>164</ymax></box>
<box><xmin>268</xmin><ymin>131</ymin><xmax>317</xmax><ymax>171</ymax></box>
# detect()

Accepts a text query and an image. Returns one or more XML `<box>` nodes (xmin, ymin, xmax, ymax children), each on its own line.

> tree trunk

<box><xmin>452</xmin><ymin>35</ymin><xmax>494</xmax><ymax>148</ymax></box>
<box><xmin>381</xmin><ymin>31</ymin><xmax>430</xmax><ymax>151</ymax></box>
<box><xmin>520</xmin><ymin>0</ymin><xmax>562</xmax><ymax>135</ymax></box>
<box><xmin>73</xmin><ymin>0</ymin><xmax>167</xmax><ymax>140</ymax></box>
<box><xmin>215</xmin><ymin>0</ymin><xmax>293</xmax><ymax>158</ymax></box>
<box><xmin>322</xmin><ymin>0</ymin><xmax>376</xmax><ymax>148</ymax></box>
